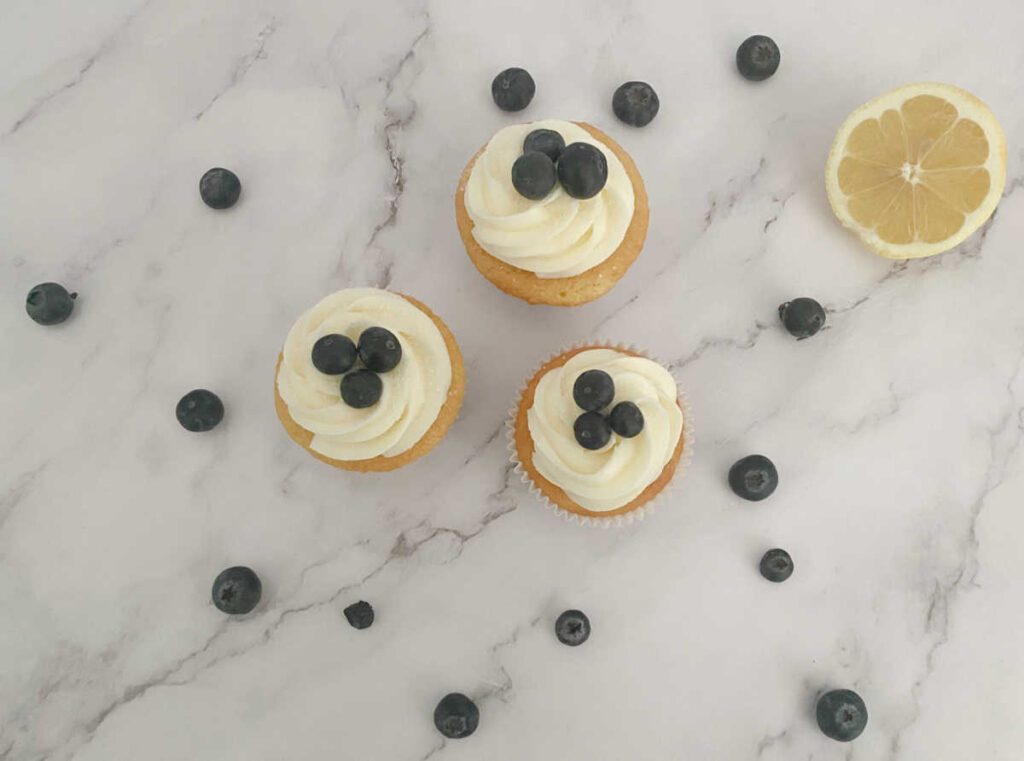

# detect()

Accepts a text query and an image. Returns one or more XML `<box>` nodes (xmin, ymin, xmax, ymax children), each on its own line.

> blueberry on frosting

<box><xmin>199</xmin><ymin>167</ymin><xmax>241</xmax><ymax>209</ymax></box>
<box><xmin>573</xmin><ymin>370</ymin><xmax>615</xmax><ymax>412</ymax></box>
<box><xmin>557</xmin><ymin>142</ymin><xmax>608</xmax><ymax>199</ymax></box>
<box><xmin>358</xmin><ymin>327</ymin><xmax>402</xmax><ymax>373</ymax></box>
<box><xmin>311</xmin><ymin>334</ymin><xmax>357</xmax><ymax>375</ymax></box>
<box><xmin>341</xmin><ymin>369</ymin><xmax>383</xmax><ymax>409</ymax></box>
<box><xmin>523</xmin><ymin>128</ymin><xmax>565</xmax><ymax>162</ymax></box>
<box><xmin>512</xmin><ymin>151</ymin><xmax>557</xmax><ymax>200</ymax></box>
<box><xmin>574</xmin><ymin>411</ymin><xmax>611</xmax><ymax>450</ymax></box>
<box><xmin>609</xmin><ymin>401</ymin><xmax>644</xmax><ymax>437</ymax></box>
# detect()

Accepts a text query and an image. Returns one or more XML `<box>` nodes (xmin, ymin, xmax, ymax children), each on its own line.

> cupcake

<box><xmin>510</xmin><ymin>346</ymin><xmax>690</xmax><ymax>524</ymax></box>
<box><xmin>275</xmin><ymin>288</ymin><xmax>465</xmax><ymax>472</ymax></box>
<box><xmin>456</xmin><ymin>120</ymin><xmax>649</xmax><ymax>306</ymax></box>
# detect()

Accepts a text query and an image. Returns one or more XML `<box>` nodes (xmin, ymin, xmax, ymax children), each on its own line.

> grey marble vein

<box><xmin>193</xmin><ymin>18</ymin><xmax>280</xmax><ymax>121</ymax></box>
<box><xmin>4</xmin><ymin>0</ymin><xmax>155</xmax><ymax>137</ymax></box>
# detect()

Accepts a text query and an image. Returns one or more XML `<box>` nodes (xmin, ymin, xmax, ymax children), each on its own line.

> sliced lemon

<box><xmin>826</xmin><ymin>83</ymin><xmax>1006</xmax><ymax>259</ymax></box>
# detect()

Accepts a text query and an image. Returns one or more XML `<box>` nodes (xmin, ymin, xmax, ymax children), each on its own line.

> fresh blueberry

<box><xmin>574</xmin><ymin>412</ymin><xmax>611</xmax><ymax>450</ymax></box>
<box><xmin>341</xmin><ymin>369</ymin><xmax>382</xmax><ymax>409</ymax></box>
<box><xmin>557</xmin><ymin>142</ymin><xmax>608</xmax><ymax>200</ymax></box>
<box><xmin>555</xmin><ymin>609</ymin><xmax>591</xmax><ymax>646</ymax></box>
<box><xmin>343</xmin><ymin>600</ymin><xmax>374</xmax><ymax>630</ymax></box>
<box><xmin>511</xmin><ymin>151</ymin><xmax>557</xmax><ymax>200</ymax></box>
<box><xmin>523</xmin><ymin>128</ymin><xmax>565</xmax><ymax>162</ymax></box>
<box><xmin>211</xmin><ymin>566</ymin><xmax>261</xmax><ymax>614</ymax></box>
<box><xmin>573</xmin><ymin>369</ymin><xmax>615</xmax><ymax>412</ymax></box>
<box><xmin>26</xmin><ymin>282</ymin><xmax>77</xmax><ymax>325</ymax></box>
<box><xmin>199</xmin><ymin>167</ymin><xmax>241</xmax><ymax>209</ymax></box>
<box><xmin>816</xmin><ymin>689</ymin><xmax>868</xmax><ymax>742</ymax></box>
<box><xmin>608</xmin><ymin>401</ymin><xmax>644</xmax><ymax>438</ymax></box>
<box><xmin>311</xmin><ymin>334</ymin><xmax>357</xmax><ymax>375</ymax></box>
<box><xmin>736</xmin><ymin>35</ymin><xmax>781</xmax><ymax>81</ymax></box>
<box><xmin>491</xmin><ymin>67</ymin><xmax>535</xmax><ymax>112</ymax></box>
<box><xmin>612</xmin><ymin>81</ymin><xmax>660</xmax><ymax>127</ymax></box>
<box><xmin>759</xmin><ymin>548</ymin><xmax>794</xmax><ymax>582</ymax></box>
<box><xmin>176</xmin><ymin>389</ymin><xmax>224</xmax><ymax>432</ymax></box>
<box><xmin>358</xmin><ymin>326</ymin><xmax>402</xmax><ymax>373</ymax></box>
<box><xmin>433</xmin><ymin>693</ymin><xmax>480</xmax><ymax>739</ymax></box>
<box><xmin>779</xmin><ymin>297</ymin><xmax>826</xmax><ymax>339</ymax></box>
<box><xmin>728</xmin><ymin>454</ymin><xmax>778</xmax><ymax>501</ymax></box>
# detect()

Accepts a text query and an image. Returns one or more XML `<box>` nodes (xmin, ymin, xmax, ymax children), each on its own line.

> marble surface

<box><xmin>2</xmin><ymin>0</ymin><xmax>1023</xmax><ymax>758</ymax></box>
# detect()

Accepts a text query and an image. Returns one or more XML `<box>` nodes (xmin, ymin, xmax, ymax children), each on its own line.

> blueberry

<box><xmin>523</xmin><ymin>128</ymin><xmax>565</xmax><ymax>162</ymax></box>
<box><xmin>736</xmin><ymin>35</ymin><xmax>781</xmax><ymax>81</ymax></box>
<box><xmin>555</xmin><ymin>609</ymin><xmax>591</xmax><ymax>646</ymax></box>
<box><xmin>25</xmin><ymin>282</ymin><xmax>77</xmax><ymax>325</ymax></box>
<box><xmin>211</xmin><ymin>566</ymin><xmax>261</xmax><ymax>614</ymax></box>
<box><xmin>491</xmin><ymin>67</ymin><xmax>535</xmax><ymax>112</ymax></box>
<box><xmin>343</xmin><ymin>600</ymin><xmax>374</xmax><ymax>630</ymax></box>
<box><xmin>612</xmin><ymin>81</ymin><xmax>660</xmax><ymax>127</ymax></box>
<box><xmin>176</xmin><ymin>389</ymin><xmax>224</xmax><ymax>432</ymax></box>
<box><xmin>358</xmin><ymin>326</ymin><xmax>402</xmax><ymax>373</ymax></box>
<box><xmin>759</xmin><ymin>548</ymin><xmax>794</xmax><ymax>582</ymax></box>
<box><xmin>574</xmin><ymin>412</ymin><xmax>611</xmax><ymax>450</ymax></box>
<box><xmin>728</xmin><ymin>454</ymin><xmax>778</xmax><ymax>501</ymax></box>
<box><xmin>199</xmin><ymin>167</ymin><xmax>241</xmax><ymax>209</ymax></box>
<box><xmin>311</xmin><ymin>334</ymin><xmax>357</xmax><ymax>375</ymax></box>
<box><xmin>816</xmin><ymin>689</ymin><xmax>868</xmax><ymax>742</ymax></box>
<box><xmin>433</xmin><ymin>693</ymin><xmax>480</xmax><ymax>739</ymax></box>
<box><xmin>341</xmin><ymin>369</ymin><xmax>382</xmax><ymax>409</ymax></box>
<box><xmin>557</xmin><ymin>142</ymin><xmax>608</xmax><ymax>200</ymax></box>
<box><xmin>779</xmin><ymin>297</ymin><xmax>826</xmax><ymax>339</ymax></box>
<box><xmin>511</xmin><ymin>151</ymin><xmax>557</xmax><ymax>200</ymax></box>
<box><xmin>573</xmin><ymin>369</ymin><xmax>615</xmax><ymax>412</ymax></box>
<box><xmin>608</xmin><ymin>401</ymin><xmax>644</xmax><ymax>438</ymax></box>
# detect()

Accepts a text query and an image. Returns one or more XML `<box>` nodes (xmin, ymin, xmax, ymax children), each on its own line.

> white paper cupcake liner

<box><xmin>506</xmin><ymin>342</ymin><xmax>695</xmax><ymax>528</ymax></box>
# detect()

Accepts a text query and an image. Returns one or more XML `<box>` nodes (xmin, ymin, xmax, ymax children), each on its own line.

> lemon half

<box><xmin>826</xmin><ymin>83</ymin><xmax>1006</xmax><ymax>259</ymax></box>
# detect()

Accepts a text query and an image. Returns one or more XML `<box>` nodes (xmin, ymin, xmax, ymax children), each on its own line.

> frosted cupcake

<box><xmin>456</xmin><ymin>120</ymin><xmax>649</xmax><ymax>306</ymax></box>
<box><xmin>275</xmin><ymin>288</ymin><xmax>465</xmax><ymax>472</ymax></box>
<box><xmin>510</xmin><ymin>346</ymin><xmax>689</xmax><ymax>524</ymax></box>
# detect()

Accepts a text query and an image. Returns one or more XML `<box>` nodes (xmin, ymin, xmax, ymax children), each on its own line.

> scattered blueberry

<box><xmin>608</xmin><ymin>401</ymin><xmax>644</xmax><ymax>438</ymax></box>
<box><xmin>523</xmin><ymin>128</ymin><xmax>565</xmax><ymax>162</ymax></box>
<box><xmin>612</xmin><ymin>81</ymin><xmax>660</xmax><ymax>127</ymax></box>
<box><xmin>573</xmin><ymin>369</ymin><xmax>615</xmax><ymax>412</ymax></box>
<box><xmin>736</xmin><ymin>35</ymin><xmax>781</xmax><ymax>81</ymax></box>
<box><xmin>728</xmin><ymin>454</ymin><xmax>778</xmax><ymax>501</ymax></box>
<box><xmin>341</xmin><ymin>369</ymin><xmax>383</xmax><ymax>409</ymax></box>
<box><xmin>176</xmin><ymin>389</ymin><xmax>224</xmax><ymax>432</ymax></box>
<box><xmin>511</xmin><ymin>151</ymin><xmax>557</xmax><ymax>200</ymax></box>
<box><xmin>555</xmin><ymin>609</ymin><xmax>591</xmax><ymax>646</ymax></box>
<box><xmin>759</xmin><ymin>548</ymin><xmax>794</xmax><ymax>582</ymax></box>
<box><xmin>779</xmin><ymin>297</ymin><xmax>826</xmax><ymax>339</ymax></box>
<box><xmin>816</xmin><ymin>689</ymin><xmax>868</xmax><ymax>742</ymax></box>
<box><xmin>574</xmin><ymin>411</ymin><xmax>611</xmax><ymax>450</ymax></box>
<box><xmin>199</xmin><ymin>167</ymin><xmax>242</xmax><ymax>209</ymax></box>
<box><xmin>557</xmin><ymin>142</ymin><xmax>608</xmax><ymax>200</ymax></box>
<box><xmin>358</xmin><ymin>327</ymin><xmax>402</xmax><ymax>373</ymax></box>
<box><xmin>311</xmin><ymin>334</ymin><xmax>357</xmax><ymax>375</ymax></box>
<box><xmin>491</xmin><ymin>67</ymin><xmax>535</xmax><ymax>112</ymax></box>
<box><xmin>25</xmin><ymin>282</ymin><xmax>77</xmax><ymax>325</ymax></box>
<box><xmin>343</xmin><ymin>600</ymin><xmax>374</xmax><ymax>630</ymax></box>
<box><xmin>433</xmin><ymin>693</ymin><xmax>480</xmax><ymax>739</ymax></box>
<box><xmin>211</xmin><ymin>566</ymin><xmax>261</xmax><ymax>615</ymax></box>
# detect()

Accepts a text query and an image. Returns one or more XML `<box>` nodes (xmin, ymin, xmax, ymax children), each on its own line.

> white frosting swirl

<box><xmin>277</xmin><ymin>289</ymin><xmax>452</xmax><ymax>461</ymax></box>
<box><xmin>465</xmin><ymin>120</ymin><xmax>635</xmax><ymax>278</ymax></box>
<box><xmin>527</xmin><ymin>349</ymin><xmax>682</xmax><ymax>512</ymax></box>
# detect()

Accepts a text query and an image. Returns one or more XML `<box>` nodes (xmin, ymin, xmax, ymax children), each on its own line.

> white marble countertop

<box><xmin>3</xmin><ymin>1</ymin><xmax>1023</xmax><ymax>759</ymax></box>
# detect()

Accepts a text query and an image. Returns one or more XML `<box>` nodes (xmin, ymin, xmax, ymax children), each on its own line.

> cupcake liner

<box><xmin>506</xmin><ymin>342</ymin><xmax>695</xmax><ymax>528</ymax></box>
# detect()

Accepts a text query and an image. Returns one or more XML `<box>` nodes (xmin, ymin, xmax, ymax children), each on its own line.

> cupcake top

<box><xmin>527</xmin><ymin>348</ymin><xmax>683</xmax><ymax>511</ymax></box>
<box><xmin>277</xmin><ymin>288</ymin><xmax>452</xmax><ymax>461</ymax></box>
<box><xmin>464</xmin><ymin>120</ymin><xmax>635</xmax><ymax>279</ymax></box>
